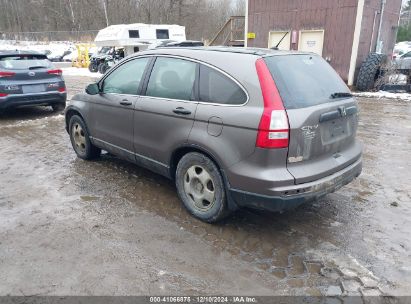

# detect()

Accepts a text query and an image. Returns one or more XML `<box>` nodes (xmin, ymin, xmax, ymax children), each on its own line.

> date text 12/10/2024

<box><xmin>149</xmin><ymin>297</ymin><xmax>257</xmax><ymax>303</ymax></box>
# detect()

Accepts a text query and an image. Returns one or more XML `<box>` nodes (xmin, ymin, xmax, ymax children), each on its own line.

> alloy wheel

<box><xmin>72</xmin><ymin>123</ymin><xmax>86</xmax><ymax>154</ymax></box>
<box><xmin>183</xmin><ymin>165</ymin><xmax>216</xmax><ymax>211</ymax></box>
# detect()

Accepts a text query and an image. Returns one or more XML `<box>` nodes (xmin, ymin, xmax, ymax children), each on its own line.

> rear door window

<box><xmin>264</xmin><ymin>54</ymin><xmax>350</xmax><ymax>109</ymax></box>
<box><xmin>146</xmin><ymin>57</ymin><xmax>197</xmax><ymax>101</ymax></box>
<box><xmin>102</xmin><ymin>57</ymin><xmax>150</xmax><ymax>95</ymax></box>
<box><xmin>0</xmin><ymin>54</ymin><xmax>51</xmax><ymax>70</ymax></box>
<box><xmin>199</xmin><ymin>65</ymin><xmax>247</xmax><ymax>105</ymax></box>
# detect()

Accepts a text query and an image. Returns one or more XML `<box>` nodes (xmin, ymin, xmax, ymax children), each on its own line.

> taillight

<box><xmin>58</xmin><ymin>87</ymin><xmax>66</xmax><ymax>93</ymax></box>
<box><xmin>255</xmin><ymin>58</ymin><xmax>289</xmax><ymax>149</ymax></box>
<box><xmin>47</xmin><ymin>69</ymin><xmax>62</xmax><ymax>76</ymax></box>
<box><xmin>0</xmin><ymin>71</ymin><xmax>16</xmax><ymax>78</ymax></box>
<box><xmin>0</xmin><ymin>93</ymin><xmax>8</xmax><ymax>97</ymax></box>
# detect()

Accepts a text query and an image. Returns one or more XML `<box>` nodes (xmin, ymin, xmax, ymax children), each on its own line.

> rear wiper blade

<box><xmin>330</xmin><ymin>92</ymin><xmax>353</xmax><ymax>99</ymax></box>
<box><xmin>29</xmin><ymin>66</ymin><xmax>48</xmax><ymax>70</ymax></box>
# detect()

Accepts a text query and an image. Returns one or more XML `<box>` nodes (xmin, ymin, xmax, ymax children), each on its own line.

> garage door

<box><xmin>298</xmin><ymin>30</ymin><xmax>324</xmax><ymax>56</ymax></box>
<box><xmin>268</xmin><ymin>31</ymin><xmax>291</xmax><ymax>50</ymax></box>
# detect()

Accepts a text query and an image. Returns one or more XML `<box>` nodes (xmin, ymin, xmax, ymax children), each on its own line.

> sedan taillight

<box><xmin>47</xmin><ymin>69</ymin><xmax>63</xmax><ymax>76</ymax></box>
<box><xmin>0</xmin><ymin>71</ymin><xmax>16</xmax><ymax>78</ymax></box>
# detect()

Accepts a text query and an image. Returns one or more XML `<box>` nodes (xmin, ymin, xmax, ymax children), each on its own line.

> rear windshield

<box><xmin>0</xmin><ymin>54</ymin><xmax>51</xmax><ymax>70</ymax></box>
<box><xmin>264</xmin><ymin>54</ymin><xmax>350</xmax><ymax>109</ymax></box>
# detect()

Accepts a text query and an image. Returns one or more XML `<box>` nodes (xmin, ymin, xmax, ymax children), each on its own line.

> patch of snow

<box><xmin>62</xmin><ymin>67</ymin><xmax>102</xmax><ymax>79</ymax></box>
<box><xmin>353</xmin><ymin>91</ymin><xmax>411</xmax><ymax>101</ymax></box>
<box><xmin>0</xmin><ymin>40</ymin><xmax>76</xmax><ymax>54</ymax></box>
<box><xmin>307</xmin><ymin>241</ymin><xmax>380</xmax><ymax>280</ymax></box>
<box><xmin>1</xmin><ymin>114</ymin><xmax>64</xmax><ymax>129</ymax></box>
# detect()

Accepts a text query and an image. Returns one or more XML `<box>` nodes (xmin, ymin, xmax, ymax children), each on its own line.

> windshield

<box><xmin>264</xmin><ymin>54</ymin><xmax>350</xmax><ymax>109</ymax></box>
<box><xmin>99</xmin><ymin>47</ymin><xmax>112</xmax><ymax>54</ymax></box>
<box><xmin>0</xmin><ymin>55</ymin><xmax>51</xmax><ymax>70</ymax></box>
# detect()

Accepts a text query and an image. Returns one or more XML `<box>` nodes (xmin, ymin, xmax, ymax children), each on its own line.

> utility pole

<box><xmin>376</xmin><ymin>0</ymin><xmax>386</xmax><ymax>53</ymax></box>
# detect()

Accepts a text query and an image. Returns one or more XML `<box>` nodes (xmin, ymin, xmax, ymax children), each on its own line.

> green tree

<box><xmin>397</xmin><ymin>25</ymin><xmax>411</xmax><ymax>42</ymax></box>
<box><xmin>397</xmin><ymin>0</ymin><xmax>411</xmax><ymax>42</ymax></box>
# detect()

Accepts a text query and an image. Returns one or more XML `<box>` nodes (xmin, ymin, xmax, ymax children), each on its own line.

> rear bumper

<box><xmin>0</xmin><ymin>92</ymin><xmax>67</xmax><ymax>110</ymax></box>
<box><xmin>229</xmin><ymin>158</ymin><xmax>362</xmax><ymax>212</ymax></box>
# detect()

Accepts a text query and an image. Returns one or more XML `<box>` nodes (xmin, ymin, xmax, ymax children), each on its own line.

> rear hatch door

<box><xmin>0</xmin><ymin>53</ymin><xmax>63</xmax><ymax>94</ymax></box>
<box><xmin>264</xmin><ymin>54</ymin><xmax>361</xmax><ymax>184</ymax></box>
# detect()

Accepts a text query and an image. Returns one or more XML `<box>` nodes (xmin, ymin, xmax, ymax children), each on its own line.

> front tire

<box><xmin>175</xmin><ymin>152</ymin><xmax>230</xmax><ymax>223</ymax></box>
<box><xmin>88</xmin><ymin>62</ymin><xmax>98</xmax><ymax>73</ymax></box>
<box><xmin>69</xmin><ymin>115</ymin><xmax>101</xmax><ymax>160</ymax></box>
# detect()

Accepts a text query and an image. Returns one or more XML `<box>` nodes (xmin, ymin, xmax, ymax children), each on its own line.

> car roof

<box><xmin>135</xmin><ymin>46</ymin><xmax>311</xmax><ymax>58</ymax></box>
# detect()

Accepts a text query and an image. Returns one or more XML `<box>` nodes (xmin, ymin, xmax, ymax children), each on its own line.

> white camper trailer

<box><xmin>94</xmin><ymin>23</ymin><xmax>186</xmax><ymax>56</ymax></box>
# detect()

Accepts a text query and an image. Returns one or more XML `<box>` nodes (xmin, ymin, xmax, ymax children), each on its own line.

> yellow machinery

<box><xmin>72</xmin><ymin>43</ymin><xmax>95</xmax><ymax>68</ymax></box>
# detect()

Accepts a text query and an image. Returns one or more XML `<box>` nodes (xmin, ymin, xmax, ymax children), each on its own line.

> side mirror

<box><xmin>85</xmin><ymin>83</ymin><xmax>100</xmax><ymax>95</ymax></box>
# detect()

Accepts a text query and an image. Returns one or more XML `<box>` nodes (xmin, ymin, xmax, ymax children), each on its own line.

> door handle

<box><xmin>173</xmin><ymin>107</ymin><xmax>191</xmax><ymax>115</ymax></box>
<box><xmin>120</xmin><ymin>99</ymin><xmax>132</xmax><ymax>106</ymax></box>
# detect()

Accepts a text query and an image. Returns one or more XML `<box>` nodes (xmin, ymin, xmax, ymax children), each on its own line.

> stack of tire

<box><xmin>356</xmin><ymin>53</ymin><xmax>386</xmax><ymax>91</ymax></box>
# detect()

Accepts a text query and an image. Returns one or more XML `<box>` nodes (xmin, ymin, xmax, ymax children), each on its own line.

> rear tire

<box><xmin>101</xmin><ymin>63</ymin><xmax>109</xmax><ymax>74</ymax></box>
<box><xmin>97</xmin><ymin>63</ymin><xmax>105</xmax><ymax>74</ymax></box>
<box><xmin>98</xmin><ymin>63</ymin><xmax>109</xmax><ymax>74</ymax></box>
<box><xmin>69</xmin><ymin>115</ymin><xmax>101</xmax><ymax>160</ymax></box>
<box><xmin>175</xmin><ymin>152</ymin><xmax>231</xmax><ymax>223</ymax></box>
<box><xmin>52</xmin><ymin>102</ymin><xmax>66</xmax><ymax>113</ymax></box>
<box><xmin>356</xmin><ymin>53</ymin><xmax>386</xmax><ymax>91</ymax></box>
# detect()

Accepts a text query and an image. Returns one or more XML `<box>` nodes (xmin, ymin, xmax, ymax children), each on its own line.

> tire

<box><xmin>175</xmin><ymin>152</ymin><xmax>231</xmax><ymax>223</ymax></box>
<box><xmin>69</xmin><ymin>115</ymin><xmax>101</xmax><ymax>160</ymax></box>
<box><xmin>52</xmin><ymin>102</ymin><xmax>66</xmax><ymax>113</ymax></box>
<box><xmin>88</xmin><ymin>62</ymin><xmax>98</xmax><ymax>73</ymax></box>
<box><xmin>356</xmin><ymin>53</ymin><xmax>386</xmax><ymax>91</ymax></box>
<box><xmin>97</xmin><ymin>63</ymin><xmax>106</xmax><ymax>74</ymax></box>
<box><xmin>101</xmin><ymin>63</ymin><xmax>110</xmax><ymax>74</ymax></box>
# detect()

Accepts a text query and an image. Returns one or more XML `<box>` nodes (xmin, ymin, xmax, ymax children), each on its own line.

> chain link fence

<box><xmin>0</xmin><ymin>30</ymin><xmax>99</xmax><ymax>42</ymax></box>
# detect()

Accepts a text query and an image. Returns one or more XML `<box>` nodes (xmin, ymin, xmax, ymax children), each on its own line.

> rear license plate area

<box><xmin>331</xmin><ymin>123</ymin><xmax>346</xmax><ymax>137</ymax></box>
<box><xmin>321</xmin><ymin>120</ymin><xmax>350</xmax><ymax>144</ymax></box>
<box><xmin>22</xmin><ymin>84</ymin><xmax>46</xmax><ymax>94</ymax></box>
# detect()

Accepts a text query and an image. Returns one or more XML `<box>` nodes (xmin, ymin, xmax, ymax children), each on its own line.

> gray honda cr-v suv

<box><xmin>65</xmin><ymin>47</ymin><xmax>362</xmax><ymax>223</ymax></box>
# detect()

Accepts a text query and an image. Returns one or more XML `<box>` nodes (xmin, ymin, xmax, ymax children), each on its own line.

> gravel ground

<box><xmin>0</xmin><ymin>75</ymin><xmax>410</xmax><ymax>297</ymax></box>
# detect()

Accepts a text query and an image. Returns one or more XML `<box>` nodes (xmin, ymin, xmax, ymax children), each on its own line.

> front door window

<box><xmin>102</xmin><ymin>57</ymin><xmax>150</xmax><ymax>95</ymax></box>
